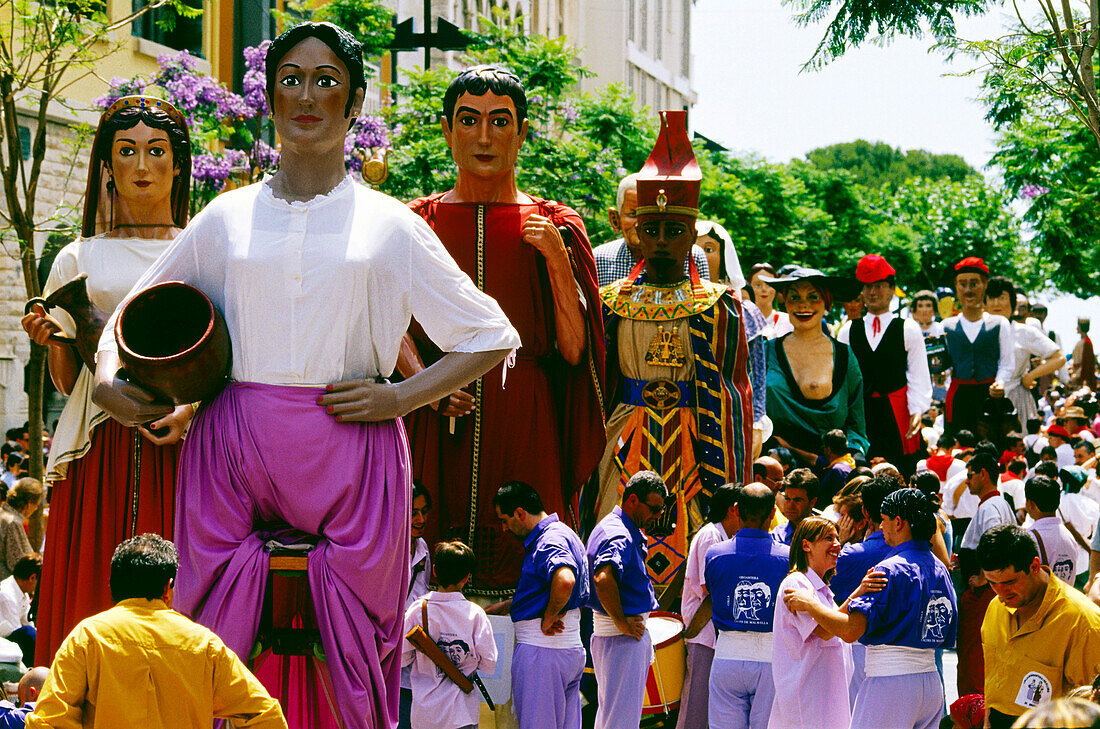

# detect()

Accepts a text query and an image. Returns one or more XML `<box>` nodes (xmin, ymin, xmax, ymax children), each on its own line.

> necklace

<box><xmin>111</xmin><ymin>223</ymin><xmax>175</xmax><ymax>230</ymax></box>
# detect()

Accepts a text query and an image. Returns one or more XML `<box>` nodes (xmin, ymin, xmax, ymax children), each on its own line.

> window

<box><xmin>681</xmin><ymin>0</ymin><xmax>691</xmax><ymax>76</ymax></box>
<box><xmin>19</xmin><ymin>126</ymin><xmax>30</xmax><ymax>161</ymax></box>
<box><xmin>627</xmin><ymin>0</ymin><xmax>635</xmax><ymax>42</ymax></box>
<box><xmin>640</xmin><ymin>0</ymin><xmax>648</xmax><ymax>50</ymax></box>
<box><xmin>132</xmin><ymin>0</ymin><xmax>203</xmax><ymax>56</ymax></box>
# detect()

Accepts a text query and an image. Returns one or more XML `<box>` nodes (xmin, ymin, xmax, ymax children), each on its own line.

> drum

<box><xmin>643</xmin><ymin>611</ymin><xmax>686</xmax><ymax>715</ymax></box>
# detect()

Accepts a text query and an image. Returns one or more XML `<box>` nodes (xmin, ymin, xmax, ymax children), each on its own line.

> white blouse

<box><xmin>46</xmin><ymin>235</ymin><xmax>175</xmax><ymax>480</ymax></box>
<box><xmin>98</xmin><ymin>177</ymin><xmax>520</xmax><ymax>385</ymax></box>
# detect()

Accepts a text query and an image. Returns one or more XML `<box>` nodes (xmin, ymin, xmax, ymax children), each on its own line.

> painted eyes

<box><xmin>457</xmin><ymin>115</ymin><xmax>511</xmax><ymax>128</ymax></box>
<box><xmin>279</xmin><ymin>74</ymin><xmax>341</xmax><ymax>88</ymax></box>
<box><xmin>116</xmin><ymin>146</ymin><xmax>167</xmax><ymax>157</ymax></box>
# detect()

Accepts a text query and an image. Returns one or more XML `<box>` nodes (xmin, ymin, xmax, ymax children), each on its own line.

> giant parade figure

<box><xmin>21</xmin><ymin>96</ymin><xmax>195</xmax><ymax>663</ymax></box>
<box><xmin>595</xmin><ymin>110</ymin><xmax>754</xmax><ymax>600</ymax></box>
<box><xmin>402</xmin><ymin>65</ymin><xmax>606</xmax><ymax>595</ymax></box>
<box><xmin>92</xmin><ymin>23</ymin><xmax>520</xmax><ymax>728</ymax></box>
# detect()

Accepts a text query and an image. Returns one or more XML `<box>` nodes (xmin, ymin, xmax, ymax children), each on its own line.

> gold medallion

<box><xmin>641</xmin><ymin>379</ymin><xmax>683</xmax><ymax>409</ymax></box>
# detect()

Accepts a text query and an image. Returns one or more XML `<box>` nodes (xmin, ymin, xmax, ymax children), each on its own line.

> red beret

<box><xmin>1047</xmin><ymin>424</ymin><xmax>1071</xmax><ymax>439</ymax></box>
<box><xmin>856</xmin><ymin>254</ymin><xmax>896</xmax><ymax>284</ymax></box>
<box><xmin>954</xmin><ymin>257</ymin><xmax>989</xmax><ymax>276</ymax></box>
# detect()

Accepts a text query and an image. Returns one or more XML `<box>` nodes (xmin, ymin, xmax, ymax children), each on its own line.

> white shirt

<box><xmin>402</xmin><ymin>591</ymin><xmax>497</xmax><ymax>729</ymax></box>
<box><xmin>0</xmin><ymin>575</ymin><xmax>29</xmax><ymax>637</ymax></box>
<box><xmin>98</xmin><ymin>177</ymin><xmax>521</xmax><ymax>384</ymax></box>
<box><xmin>999</xmin><ymin>478</ymin><xmax>1026</xmax><ymax>514</ymax></box>
<box><xmin>943</xmin><ymin>312</ymin><xmax>1016</xmax><ymax>384</ymax></box>
<box><xmin>1055</xmin><ymin>443</ymin><xmax>1076</xmax><ymax>469</ymax></box>
<box><xmin>837</xmin><ymin>313</ymin><xmax>933</xmax><ymax>416</ymax></box>
<box><xmin>1059</xmin><ymin>493</ymin><xmax>1098</xmax><ymax>566</ymax></box>
<box><xmin>402</xmin><ymin>537</ymin><xmax>432</xmax><ymax>691</ymax></box>
<box><xmin>682</xmin><ymin>521</ymin><xmax>730</xmax><ymax>648</ymax></box>
<box><xmin>1007</xmin><ymin>322</ymin><xmax>1062</xmax><ymax>393</ymax></box>
<box><xmin>942</xmin><ymin>466</ymin><xmax>976</xmax><ymax>519</ymax></box>
<box><xmin>919</xmin><ymin>320</ymin><xmax>945</xmax><ymax>338</ymax></box>
<box><xmin>1028</xmin><ymin>516</ymin><xmax>1080</xmax><ymax>582</ymax></box>
<box><xmin>960</xmin><ymin>493</ymin><xmax>1017</xmax><ymax>550</ymax></box>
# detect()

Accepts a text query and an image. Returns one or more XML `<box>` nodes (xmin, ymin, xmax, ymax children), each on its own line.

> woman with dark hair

<box><xmin>21</xmin><ymin>96</ymin><xmax>193</xmax><ymax>664</ymax></box>
<box><xmin>749</xmin><ymin>262</ymin><xmax>790</xmax><ymax>338</ymax></box>
<box><xmin>762</xmin><ymin>267</ymin><xmax>869</xmax><ymax>467</ymax></box>
<box><xmin>770</xmin><ymin>516</ymin><xmax>859</xmax><ymax>729</ymax></box>
<box><xmin>92</xmin><ymin>22</ymin><xmax>518</xmax><ymax>729</ymax></box>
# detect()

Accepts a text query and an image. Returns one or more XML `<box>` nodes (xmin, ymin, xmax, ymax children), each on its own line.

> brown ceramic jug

<box><xmin>23</xmin><ymin>273</ymin><xmax>109</xmax><ymax>371</ymax></box>
<box><xmin>115</xmin><ymin>281</ymin><xmax>232</xmax><ymax>404</ymax></box>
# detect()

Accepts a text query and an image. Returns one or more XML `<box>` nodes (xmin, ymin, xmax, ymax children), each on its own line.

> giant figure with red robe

<box><xmin>402</xmin><ymin>66</ymin><xmax>606</xmax><ymax>595</ymax></box>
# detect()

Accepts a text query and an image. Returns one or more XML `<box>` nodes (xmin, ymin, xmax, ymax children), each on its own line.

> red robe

<box><xmin>406</xmin><ymin>195</ymin><xmax>605</xmax><ymax>595</ymax></box>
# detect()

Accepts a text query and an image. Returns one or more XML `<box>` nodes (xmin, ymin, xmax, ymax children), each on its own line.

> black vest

<box><xmin>849</xmin><ymin>316</ymin><xmax>907</xmax><ymax>396</ymax></box>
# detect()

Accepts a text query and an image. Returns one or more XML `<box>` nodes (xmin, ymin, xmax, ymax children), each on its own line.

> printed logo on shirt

<box><xmin>1015</xmin><ymin>671</ymin><xmax>1053</xmax><ymax>709</ymax></box>
<box><xmin>920</xmin><ymin>595</ymin><xmax>953</xmax><ymax>643</ymax></box>
<box><xmin>733</xmin><ymin>579</ymin><xmax>772</xmax><ymax>624</ymax></box>
<box><xmin>1052</xmin><ymin>558</ymin><xmax>1075</xmax><ymax>584</ymax></box>
<box><xmin>435</xmin><ymin>637</ymin><xmax>471</xmax><ymax>678</ymax></box>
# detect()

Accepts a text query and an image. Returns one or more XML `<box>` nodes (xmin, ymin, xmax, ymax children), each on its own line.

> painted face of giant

<box><xmin>443</xmin><ymin>92</ymin><xmax>528</xmax><ymax>180</ymax></box>
<box><xmin>109</xmin><ymin>121</ymin><xmax>176</xmax><ymax>206</ymax></box>
<box><xmin>269</xmin><ymin>37</ymin><xmax>362</xmax><ymax>157</ymax></box>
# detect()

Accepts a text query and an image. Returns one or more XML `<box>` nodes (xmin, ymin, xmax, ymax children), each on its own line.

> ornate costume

<box><xmin>405</xmin><ymin>195</ymin><xmax>606</xmax><ymax>595</ymax></box>
<box><xmin>594</xmin><ymin>111</ymin><xmax>753</xmax><ymax>596</ymax></box>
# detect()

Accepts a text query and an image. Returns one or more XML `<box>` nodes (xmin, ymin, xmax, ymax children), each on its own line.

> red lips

<box><xmin>134</xmin><ymin>181</ymin><xmax>152</xmax><ymax>188</ymax></box>
<box><xmin>292</xmin><ymin>115</ymin><xmax>322</xmax><ymax>123</ymax></box>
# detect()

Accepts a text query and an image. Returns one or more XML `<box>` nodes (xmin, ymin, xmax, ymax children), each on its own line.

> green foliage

<box><xmin>876</xmin><ymin>176</ymin><xmax>1030</xmax><ymax>290</ymax></box>
<box><xmin>695</xmin><ymin>146</ymin><xmax>1028</xmax><ymax>293</ymax></box>
<box><xmin>806</xmin><ymin>139</ymin><xmax>975</xmax><ymax>190</ymax></box>
<box><xmin>785</xmin><ymin>0</ymin><xmax>990</xmax><ymax>68</ymax></box>
<box><xmin>379</xmin><ymin>11</ymin><xmax>656</xmax><ymax>244</ymax></box>
<box><xmin>275</xmin><ymin>0</ymin><xmax>394</xmax><ymax>64</ymax></box>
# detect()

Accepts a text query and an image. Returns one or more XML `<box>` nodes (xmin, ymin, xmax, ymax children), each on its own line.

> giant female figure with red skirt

<box><xmin>21</xmin><ymin>96</ymin><xmax>194</xmax><ymax>664</ymax></box>
<box><xmin>92</xmin><ymin>24</ymin><xmax>519</xmax><ymax>729</ymax></box>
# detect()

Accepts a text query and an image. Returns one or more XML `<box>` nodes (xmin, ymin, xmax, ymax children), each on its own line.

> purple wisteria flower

<box><xmin>93</xmin><ymin>77</ymin><xmax>149</xmax><ymax>109</ymax></box>
<box><xmin>344</xmin><ymin>115</ymin><xmax>390</xmax><ymax>171</ymax></box>
<box><xmin>1019</xmin><ymin>184</ymin><xmax>1050</xmax><ymax>199</ymax></box>
<box><xmin>561</xmin><ymin>100</ymin><xmax>578</xmax><ymax>123</ymax></box>
<box><xmin>192</xmin><ymin>149</ymin><xmax>247</xmax><ymax>184</ymax></box>
<box><xmin>242</xmin><ymin>41</ymin><xmax>271</xmax><ymax>116</ymax></box>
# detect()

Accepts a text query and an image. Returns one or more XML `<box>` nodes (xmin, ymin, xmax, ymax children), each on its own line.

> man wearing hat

<box><xmin>1047</xmin><ymin>424</ymin><xmax>1076</xmax><ymax>468</ymax></box>
<box><xmin>941</xmin><ymin>257</ymin><xmax>1015</xmax><ymax>436</ymax></box>
<box><xmin>595</xmin><ymin>109</ymin><xmax>754</xmax><ymax>599</ymax></box>
<box><xmin>838</xmin><ymin>254</ymin><xmax>932</xmax><ymax>475</ymax></box>
<box><xmin>1063</xmin><ymin>406</ymin><xmax>1096</xmax><ymax>443</ymax></box>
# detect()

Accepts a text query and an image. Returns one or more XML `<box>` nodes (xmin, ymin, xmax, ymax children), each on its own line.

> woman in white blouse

<box><xmin>21</xmin><ymin>96</ymin><xmax>195</xmax><ymax>664</ymax></box>
<box><xmin>91</xmin><ymin>22</ymin><xmax>519</xmax><ymax>729</ymax></box>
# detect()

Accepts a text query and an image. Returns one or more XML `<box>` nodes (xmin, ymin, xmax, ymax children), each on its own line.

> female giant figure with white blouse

<box><xmin>92</xmin><ymin>23</ymin><xmax>519</xmax><ymax>729</ymax></box>
<box><xmin>21</xmin><ymin>96</ymin><xmax>194</xmax><ymax>664</ymax></box>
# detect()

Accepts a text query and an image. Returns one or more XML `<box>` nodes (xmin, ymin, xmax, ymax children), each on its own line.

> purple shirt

<box><xmin>831</xmin><ymin>530</ymin><xmax>890</xmax><ymax>605</ymax></box>
<box><xmin>769</xmin><ymin>570</ymin><xmax>853</xmax><ymax>729</ymax></box>
<box><xmin>704</xmin><ymin>529</ymin><xmax>790</xmax><ymax>633</ymax></box>
<box><xmin>586</xmin><ymin>506</ymin><xmax>658</xmax><ymax>616</ymax></box>
<box><xmin>511</xmin><ymin>514</ymin><xmax>589</xmax><ymax>622</ymax></box>
<box><xmin>848</xmin><ymin>540</ymin><xmax>958</xmax><ymax>649</ymax></box>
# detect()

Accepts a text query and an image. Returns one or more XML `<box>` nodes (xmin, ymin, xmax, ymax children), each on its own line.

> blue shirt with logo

<box><xmin>704</xmin><ymin>528</ymin><xmax>791</xmax><ymax>633</ymax></box>
<box><xmin>511</xmin><ymin>514</ymin><xmax>590</xmax><ymax>622</ymax></box>
<box><xmin>848</xmin><ymin>540</ymin><xmax>958</xmax><ymax>649</ymax></box>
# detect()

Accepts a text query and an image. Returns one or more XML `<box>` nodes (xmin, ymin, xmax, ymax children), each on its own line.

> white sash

<box><xmin>514</xmin><ymin>609</ymin><xmax>582</xmax><ymax>648</ymax></box>
<box><xmin>864</xmin><ymin>645</ymin><xmax>937</xmax><ymax>677</ymax></box>
<box><xmin>714</xmin><ymin>630</ymin><xmax>773</xmax><ymax>662</ymax></box>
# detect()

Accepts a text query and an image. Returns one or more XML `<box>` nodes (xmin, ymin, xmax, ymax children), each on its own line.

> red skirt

<box><xmin>34</xmin><ymin>419</ymin><xmax>181</xmax><ymax>664</ymax></box>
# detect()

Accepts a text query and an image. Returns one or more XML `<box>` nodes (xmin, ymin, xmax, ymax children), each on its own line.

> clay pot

<box><xmin>115</xmin><ymin>281</ymin><xmax>231</xmax><ymax>404</ymax></box>
<box><xmin>24</xmin><ymin>274</ymin><xmax>109</xmax><ymax>371</ymax></box>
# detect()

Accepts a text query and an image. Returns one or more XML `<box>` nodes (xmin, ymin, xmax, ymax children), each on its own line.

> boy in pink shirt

<box><xmin>402</xmin><ymin>542</ymin><xmax>497</xmax><ymax>729</ymax></box>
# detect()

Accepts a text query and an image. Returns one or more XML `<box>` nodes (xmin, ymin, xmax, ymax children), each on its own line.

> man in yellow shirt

<box><xmin>979</xmin><ymin>523</ymin><xmax>1100</xmax><ymax>728</ymax></box>
<box><xmin>27</xmin><ymin>534</ymin><xmax>286</xmax><ymax>729</ymax></box>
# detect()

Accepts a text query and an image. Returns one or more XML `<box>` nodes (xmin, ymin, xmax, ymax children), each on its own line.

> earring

<box><xmin>106</xmin><ymin>176</ymin><xmax>115</xmax><ymax>194</ymax></box>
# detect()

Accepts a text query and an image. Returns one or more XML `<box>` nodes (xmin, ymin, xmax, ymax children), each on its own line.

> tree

<box><xmin>806</xmin><ymin>139</ymin><xmax>975</xmax><ymax>190</ymax></box>
<box><xmin>786</xmin><ymin>0</ymin><xmax>1100</xmax><ymax>148</ymax></box>
<box><xmin>0</xmin><ymin>0</ymin><xmax>198</xmax><ymax>544</ymax></box>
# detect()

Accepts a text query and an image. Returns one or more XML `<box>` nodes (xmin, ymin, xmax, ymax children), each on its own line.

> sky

<box><xmin>689</xmin><ymin>2</ymin><xmax>1014</xmax><ymax>170</ymax></box>
<box><xmin>688</xmin><ymin>2</ymin><xmax>1100</xmax><ymax>346</ymax></box>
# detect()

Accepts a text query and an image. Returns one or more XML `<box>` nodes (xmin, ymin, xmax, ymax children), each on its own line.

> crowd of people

<box><xmin>0</xmin><ymin>14</ymin><xmax>1098</xmax><ymax>729</ymax></box>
